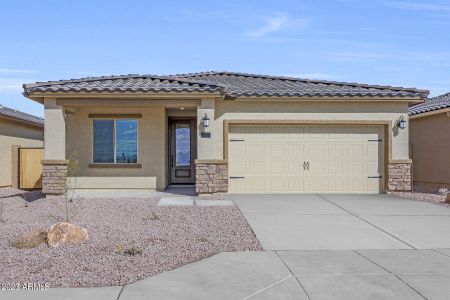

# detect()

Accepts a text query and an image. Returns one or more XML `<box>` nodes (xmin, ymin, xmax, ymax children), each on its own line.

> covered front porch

<box><xmin>41</xmin><ymin>95</ymin><xmax>227</xmax><ymax>196</ymax></box>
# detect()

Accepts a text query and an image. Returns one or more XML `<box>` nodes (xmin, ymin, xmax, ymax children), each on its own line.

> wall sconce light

<box><xmin>202</xmin><ymin>113</ymin><xmax>210</xmax><ymax>128</ymax></box>
<box><xmin>397</xmin><ymin>115</ymin><xmax>407</xmax><ymax>129</ymax></box>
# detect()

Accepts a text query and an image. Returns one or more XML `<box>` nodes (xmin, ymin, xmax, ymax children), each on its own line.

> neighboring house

<box><xmin>22</xmin><ymin>71</ymin><xmax>428</xmax><ymax>195</ymax></box>
<box><xmin>409</xmin><ymin>92</ymin><xmax>450</xmax><ymax>191</ymax></box>
<box><xmin>0</xmin><ymin>105</ymin><xmax>44</xmax><ymax>188</ymax></box>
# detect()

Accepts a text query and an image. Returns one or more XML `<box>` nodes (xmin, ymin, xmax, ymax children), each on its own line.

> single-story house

<box><xmin>22</xmin><ymin>71</ymin><xmax>428</xmax><ymax>195</ymax></box>
<box><xmin>0</xmin><ymin>105</ymin><xmax>44</xmax><ymax>188</ymax></box>
<box><xmin>409</xmin><ymin>92</ymin><xmax>450</xmax><ymax>192</ymax></box>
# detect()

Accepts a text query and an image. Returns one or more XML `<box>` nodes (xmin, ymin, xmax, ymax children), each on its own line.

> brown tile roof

<box><xmin>23</xmin><ymin>71</ymin><xmax>428</xmax><ymax>99</ymax></box>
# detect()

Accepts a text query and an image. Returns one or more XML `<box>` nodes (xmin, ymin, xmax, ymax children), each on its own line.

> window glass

<box><xmin>175</xmin><ymin>123</ymin><xmax>190</xmax><ymax>166</ymax></box>
<box><xmin>93</xmin><ymin>120</ymin><xmax>114</xmax><ymax>163</ymax></box>
<box><xmin>115</xmin><ymin>120</ymin><xmax>138</xmax><ymax>163</ymax></box>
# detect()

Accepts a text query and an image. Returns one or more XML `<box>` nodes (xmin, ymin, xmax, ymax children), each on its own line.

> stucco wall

<box><xmin>0</xmin><ymin>118</ymin><xmax>43</xmax><ymax>187</ymax></box>
<box><xmin>213</xmin><ymin>100</ymin><xmax>410</xmax><ymax>160</ymax></box>
<box><xmin>65</xmin><ymin>106</ymin><xmax>167</xmax><ymax>190</ymax></box>
<box><xmin>410</xmin><ymin>112</ymin><xmax>450</xmax><ymax>187</ymax></box>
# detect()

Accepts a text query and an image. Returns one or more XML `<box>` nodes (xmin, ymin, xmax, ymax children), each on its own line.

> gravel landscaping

<box><xmin>0</xmin><ymin>195</ymin><xmax>262</xmax><ymax>288</ymax></box>
<box><xmin>390</xmin><ymin>191</ymin><xmax>449</xmax><ymax>208</ymax></box>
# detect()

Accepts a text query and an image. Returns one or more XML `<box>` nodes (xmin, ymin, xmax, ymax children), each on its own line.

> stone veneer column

<box><xmin>42</xmin><ymin>98</ymin><xmax>67</xmax><ymax>196</ymax></box>
<box><xmin>196</xmin><ymin>98</ymin><xmax>228</xmax><ymax>194</ymax></box>
<box><xmin>195</xmin><ymin>160</ymin><xmax>228</xmax><ymax>194</ymax></box>
<box><xmin>42</xmin><ymin>160</ymin><xmax>68</xmax><ymax>195</ymax></box>
<box><xmin>388</xmin><ymin>161</ymin><xmax>412</xmax><ymax>191</ymax></box>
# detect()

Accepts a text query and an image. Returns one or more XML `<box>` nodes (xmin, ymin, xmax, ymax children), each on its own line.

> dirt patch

<box><xmin>0</xmin><ymin>196</ymin><xmax>262</xmax><ymax>287</ymax></box>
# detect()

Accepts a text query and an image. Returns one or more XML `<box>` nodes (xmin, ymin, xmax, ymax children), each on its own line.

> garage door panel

<box><xmin>248</xmin><ymin>143</ymin><xmax>265</xmax><ymax>160</ymax></box>
<box><xmin>269</xmin><ymin>143</ymin><xmax>284</xmax><ymax>157</ymax></box>
<box><xmin>248</xmin><ymin>176</ymin><xmax>266</xmax><ymax>192</ymax></box>
<box><xmin>286</xmin><ymin>126</ymin><xmax>306</xmax><ymax>139</ymax></box>
<box><xmin>270</xmin><ymin>160</ymin><xmax>285</xmax><ymax>174</ymax></box>
<box><xmin>248</xmin><ymin>161</ymin><xmax>265</xmax><ymax>175</ymax></box>
<box><xmin>287</xmin><ymin>176</ymin><xmax>305</xmax><ymax>191</ymax></box>
<box><xmin>228</xmin><ymin>125</ymin><xmax>384</xmax><ymax>193</ymax></box>
<box><xmin>269</xmin><ymin>176</ymin><xmax>287</xmax><ymax>192</ymax></box>
<box><xmin>328</xmin><ymin>176</ymin><xmax>344</xmax><ymax>192</ymax></box>
<box><xmin>287</xmin><ymin>143</ymin><xmax>305</xmax><ymax>157</ymax></box>
<box><xmin>328</xmin><ymin>161</ymin><xmax>344</xmax><ymax>174</ymax></box>
<box><xmin>229</xmin><ymin>178</ymin><xmax>246</xmax><ymax>193</ymax></box>
<box><xmin>287</xmin><ymin>161</ymin><xmax>304</xmax><ymax>174</ymax></box>
<box><xmin>328</xmin><ymin>144</ymin><xmax>343</xmax><ymax>156</ymax></box>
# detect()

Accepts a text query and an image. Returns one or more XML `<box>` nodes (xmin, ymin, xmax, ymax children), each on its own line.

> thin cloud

<box><xmin>387</xmin><ymin>1</ymin><xmax>450</xmax><ymax>11</ymax></box>
<box><xmin>0</xmin><ymin>68</ymin><xmax>39</xmax><ymax>75</ymax></box>
<box><xmin>0</xmin><ymin>79</ymin><xmax>27</xmax><ymax>93</ymax></box>
<box><xmin>247</xmin><ymin>14</ymin><xmax>308</xmax><ymax>37</ymax></box>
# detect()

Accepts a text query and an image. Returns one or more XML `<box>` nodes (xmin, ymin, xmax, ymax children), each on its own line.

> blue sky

<box><xmin>0</xmin><ymin>0</ymin><xmax>449</xmax><ymax>117</ymax></box>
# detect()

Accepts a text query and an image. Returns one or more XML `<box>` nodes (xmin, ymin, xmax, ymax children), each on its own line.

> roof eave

<box><xmin>0</xmin><ymin>114</ymin><xmax>44</xmax><ymax>128</ymax></box>
<box><xmin>23</xmin><ymin>90</ymin><xmax>225</xmax><ymax>104</ymax></box>
<box><xmin>409</xmin><ymin>107</ymin><xmax>450</xmax><ymax>119</ymax></box>
<box><xmin>232</xmin><ymin>95</ymin><xmax>424</xmax><ymax>103</ymax></box>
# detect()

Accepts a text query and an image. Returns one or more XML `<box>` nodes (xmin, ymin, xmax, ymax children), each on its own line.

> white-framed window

<box><xmin>93</xmin><ymin>119</ymin><xmax>138</xmax><ymax>164</ymax></box>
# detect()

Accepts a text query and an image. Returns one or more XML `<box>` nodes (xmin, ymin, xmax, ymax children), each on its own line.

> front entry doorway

<box><xmin>169</xmin><ymin>118</ymin><xmax>196</xmax><ymax>184</ymax></box>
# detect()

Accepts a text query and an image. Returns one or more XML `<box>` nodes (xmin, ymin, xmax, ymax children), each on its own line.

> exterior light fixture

<box><xmin>398</xmin><ymin>115</ymin><xmax>407</xmax><ymax>129</ymax></box>
<box><xmin>202</xmin><ymin>113</ymin><xmax>210</xmax><ymax>128</ymax></box>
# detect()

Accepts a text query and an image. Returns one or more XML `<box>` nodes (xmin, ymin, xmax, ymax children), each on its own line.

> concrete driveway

<box><xmin>4</xmin><ymin>194</ymin><xmax>450</xmax><ymax>300</ymax></box>
<box><xmin>231</xmin><ymin>193</ymin><xmax>450</xmax><ymax>250</ymax></box>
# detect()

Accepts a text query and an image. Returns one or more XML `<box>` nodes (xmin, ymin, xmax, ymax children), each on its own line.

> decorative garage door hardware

<box><xmin>368</xmin><ymin>139</ymin><xmax>383</xmax><ymax>142</ymax></box>
<box><xmin>229</xmin><ymin>176</ymin><xmax>245</xmax><ymax>179</ymax></box>
<box><xmin>368</xmin><ymin>176</ymin><xmax>383</xmax><ymax>178</ymax></box>
<box><xmin>230</xmin><ymin>139</ymin><xmax>245</xmax><ymax>142</ymax></box>
<box><xmin>303</xmin><ymin>161</ymin><xmax>310</xmax><ymax>171</ymax></box>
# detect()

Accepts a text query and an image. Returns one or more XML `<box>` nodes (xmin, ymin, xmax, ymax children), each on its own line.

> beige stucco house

<box><xmin>409</xmin><ymin>92</ymin><xmax>450</xmax><ymax>191</ymax></box>
<box><xmin>22</xmin><ymin>71</ymin><xmax>428</xmax><ymax>195</ymax></box>
<box><xmin>0</xmin><ymin>105</ymin><xmax>44</xmax><ymax>187</ymax></box>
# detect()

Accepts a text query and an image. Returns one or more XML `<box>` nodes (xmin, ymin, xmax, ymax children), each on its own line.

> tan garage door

<box><xmin>228</xmin><ymin>125</ymin><xmax>384</xmax><ymax>193</ymax></box>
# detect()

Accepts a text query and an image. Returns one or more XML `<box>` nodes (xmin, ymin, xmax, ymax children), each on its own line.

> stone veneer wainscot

<box><xmin>41</xmin><ymin>160</ymin><xmax>68</xmax><ymax>195</ymax></box>
<box><xmin>388</xmin><ymin>162</ymin><xmax>412</xmax><ymax>191</ymax></box>
<box><xmin>195</xmin><ymin>160</ymin><xmax>228</xmax><ymax>194</ymax></box>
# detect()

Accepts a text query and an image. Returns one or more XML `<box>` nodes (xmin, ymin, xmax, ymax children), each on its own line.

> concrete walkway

<box><xmin>3</xmin><ymin>193</ymin><xmax>450</xmax><ymax>299</ymax></box>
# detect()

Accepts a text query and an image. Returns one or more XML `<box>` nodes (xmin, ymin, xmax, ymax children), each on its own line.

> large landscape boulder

<box><xmin>47</xmin><ymin>222</ymin><xmax>88</xmax><ymax>247</ymax></box>
<box><xmin>13</xmin><ymin>229</ymin><xmax>47</xmax><ymax>249</ymax></box>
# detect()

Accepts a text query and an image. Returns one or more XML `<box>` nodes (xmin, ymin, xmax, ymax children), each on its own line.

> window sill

<box><xmin>88</xmin><ymin>164</ymin><xmax>142</xmax><ymax>169</ymax></box>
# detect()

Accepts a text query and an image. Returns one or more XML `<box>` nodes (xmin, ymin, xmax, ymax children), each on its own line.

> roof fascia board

<box><xmin>26</xmin><ymin>92</ymin><xmax>223</xmax><ymax>103</ymax></box>
<box><xmin>0</xmin><ymin>114</ymin><xmax>44</xmax><ymax>128</ymax></box>
<box><xmin>233</xmin><ymin>96</ymin><xmax>423</xmax><ymax>103</ymax></box>
<box><xmin>57</xmin><ymin>98</ymin><xmax>202</xmax><ymax>107</ymax></box>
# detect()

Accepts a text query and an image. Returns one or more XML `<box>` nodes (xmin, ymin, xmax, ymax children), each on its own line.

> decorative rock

<box><xmin>47</xmin><ymin>222</ymin><xmax>88</xmax><ymax>247</ymax></box>
<box><xmin>13</xmin><ymin>229</ymin><xmax>47</xmax><ymax>249</ymax></box>
<box><xmin>446</xmin><ymin>193</ymin><xmax>450</xmax><ymax>203</ymax></box>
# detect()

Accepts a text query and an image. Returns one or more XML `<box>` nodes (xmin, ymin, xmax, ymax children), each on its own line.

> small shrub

<box><xmin>0</xmin><ymin>201</ymin><xmax>5</xmax><ymax>223</ymax></box>
<box><xmin>198</xmin><ymin>237</ymin><xmax>208</xmax><ymax>243</ymax></box>
<box><xmin>143</xmin><ymin>211</ymin><xmax>160</xmax><ymax>221</ymax></box>
<box><xmin>116</xmin><ymin>240</ymin><xmax>144</xmax><ymax>256</ymax></box>
<box><xmin>438</xmin><ymin>186</ymin><xmax>448</xmax><ymax>196</ymax></box>
<box><xmin>149</xmin><ymin>211</ymin><xmax>160</xmax><ymax>221</ymax></box>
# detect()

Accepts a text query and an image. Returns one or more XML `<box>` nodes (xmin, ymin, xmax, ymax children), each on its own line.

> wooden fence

<box><xmin>19</xmin><ymin>148</ymin><xmax>44</xmax><ymax>189</ymax></box>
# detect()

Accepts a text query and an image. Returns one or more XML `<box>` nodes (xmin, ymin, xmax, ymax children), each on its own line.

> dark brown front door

<box><xmin>169</xmin><ymin>118</ymin><xmax>196</xmax><ymax>184</ymax></box>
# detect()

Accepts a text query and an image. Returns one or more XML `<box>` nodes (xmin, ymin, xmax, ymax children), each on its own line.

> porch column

<box><xmin>42</xmin><ymin>98</ymin><xmax>68</xmax><ymax>196</ymax></box>
<box><xmin>196</xmin><ymin>98</ymin><xmax>215</xmax><ymax>159</ymax></box>
<box><xmin>195</xmin><ymin>98</ymin><xmax>228</xmax><ymax>194</ymax></box>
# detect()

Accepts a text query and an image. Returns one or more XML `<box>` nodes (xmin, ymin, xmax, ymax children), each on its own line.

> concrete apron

<box><xmin>3</xmin><ymin>249</ymin><xmax>450</xmax><ymax>300</ymax></box>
